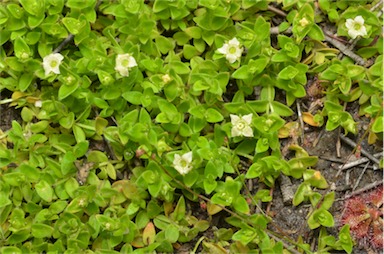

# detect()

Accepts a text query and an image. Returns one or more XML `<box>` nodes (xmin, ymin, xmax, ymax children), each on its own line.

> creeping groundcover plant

<box><xmin>0</xmin><ymin>0</ymin><xmax>383</xmax><ymax>253</ymax></box>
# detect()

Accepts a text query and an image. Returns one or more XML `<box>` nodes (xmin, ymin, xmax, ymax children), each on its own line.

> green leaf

<box><xmin>122</xmin><ymin>91</ymin><xmax>142</xmax><ymax>105</ymax></box>
<box><xmin>18</xmin><ymin>163</ymin><xmax>41</xmax><ymax>182</ymax></box>
<box><xmin>347</xmin><ymin>65</ymin><xmax>365</xmax><ymax>78</ymax></box>
<box><xmin>7</xmin><ymin>4</ymin><xmax>24</xmax><ymax>19</ymax></box>
<box><xmin>203</xmin><ymin>176</ymin><xmax>217</xmax><ymax>194</ymax></box>
<box><xmin>66</xmin><ymin>0</ymin><xmax>96</xmax><ymax>8</ymax></box>
<box><xmin>14</xmin><ymin>37</ymin><xmax>31</xmax><ymax>59</ymax></box>
<box><xmin>58</xmin><ymin>83</ymin><xmax>79</xmax><ymax>100</ymax></box>
<box><xmin>321</xmin><ymin>192</ymin><xmax>335</xmax><ymax>210</ymax></box>
<box><xmin>205</xmin><ymin>108</ymin><xmax>223</xmax><ymax>123</ymax></box>
<box><xmin>32</xmin><ymin>223</ymin><xmax>54</xmax><ymax>238</ymax></box>
<box><xmin>256</xmin><ymin>138</ymin><xmax>269</xmax><ymax>153</ymax></box>
<box><xmin>169</xmin><ymin>61</ymin><xmax>190</xmax><ymax>74</ymax></box>
<box><xmin>308</xmin><ymin>24</ymin><xmax>324</xmax><ymax>41</ymax></box>
<box><xmin>232</xmin><ymin>196</ymin><xmax>250</xmax><ymax>214</ymax></box>
<box><xmin>278</xmin><ymin>65</ymin><xmax>299</xmax><ymax>80</ymax></box>
<box><xmin>245</xmin><ymin>162</ymin><xmax>263</xmax><ymax>179</ymax></box>
<box><xmin>232</xmin><ymin>65</ymin><xmax>250</xmax><ymax>80</ymax></box>
<box><xmin>309</xmin><ymin>209</ymin><xmax>334</xmax><ymax>229</ymax></box>
<box><xmin>1</xmin><ymin>247</ymin><xmax>22</xmax><ymax>254</ymax></box>
<box><xmin>183</xmin><ymin>44</ymin><xmax>199</xmax><ymax>59</ymax></box>
<box><xmin>372</xmin><ymin>116</ymin><xmax>383</xmax><ymax>133</ymax></box>
<box><xmin>232</xmin><ymin>227</ymin><xmax>257</xmax><ymax>246</ymax></box>
<box><xmin>293</xmin><ymin>183</ymin><xmax>310</xmax><ymax>206</ymax></box>
<box><xmin>247</xmin><ymin>57</ymin><xmax>269</xmax><ymax>74</ymax></box>
<box><xmin>270</xmin><ymin>101</ymin><xmax>294</xmax><ymax>116</ymax></box>
<box><xmin>35</xmin><ymin>180</ymin><xmax>54</xmax><ymax>202</ymax></box>
<box><xmin>155</xmin><ymin>36</ymin><xmax>174</xmax><ymax>54</ymax></box>
<box><xmin>338</xmin><ymin>225</ymin><xmax>353</xmax><ymax>254</ymax></box>
<box><xmin>59</xmin><ymin>112</ymin><xmax>75</xmax><ymax>129</ymax></box>
<box><xmin>21</xmin><ymin>107</ymin><xmax>34</xmax><ymax>122</ymax></box>
<box><xmin>165</xmin><ymin>224</ymin><xmax>179</xmax><ymax>243</ymax></box>
<box><xmin>185</xmin><ymin>26</ymin><xmax>202</xmax><ymax>38</ymax></box>
<box><xmin>28</xmin><ymin>14</ymin><xmax>45</xmax><ymax>28</ymax></box>
<box><xmin>7</xmin><ymin>230</ymin><xmax>30</xmax><ymax>244</ymax></box>
<box><xmin>73</xmin><ymin>125</ymin><xmax>86</xmax><ymax>143</ymax></box>
<box><xmin>3</xmin><ymin>172</ymin><xmax>26</xmax><ymax>186</ymax></box>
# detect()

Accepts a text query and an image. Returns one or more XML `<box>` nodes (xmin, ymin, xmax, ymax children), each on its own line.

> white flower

<box><xmin>345</xmin><ymin>16</ymin><xmax>367</xmax><ymax>39</ymax></box>
<box><xmin>34</xmin><ymin>100</ymin><xmax>42</xmax><ymax>108</ymax></box>
<box><xmin>230</xmin><ymin>114</ymin><xmax>254</xmax><ymax>137</ymax></box>
<box><xmin>217</xmin><ymin>37</ymin><xmax>243</xmax><ymax>64</ymax></box>
<box><xmin>43</xmin><ymin>53</ymin><xmax>64</xmax><ymax>76</ymax></box>
<box><xmin>162</xmin><ymin>74</ymin><xmax>172</xmax><ymax>84</ymax></box>
<box><xmin>173</xmin><ymin>152</ymin><xmax>193</xmax><ymax>175</ymax></box>
<box><xmin>115</xmin><ymin>53</ymin><xmax>137</xmax><ymax>77</ymax></box>
<box><xmin>299</xmin><ymin>17</ymin><xmax>309</xmax><ymax>27</ymax></box>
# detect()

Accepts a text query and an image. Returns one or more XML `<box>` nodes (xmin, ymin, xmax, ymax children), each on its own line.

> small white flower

<box><xmin>299</xmin><ymin>17</ymin><xmax>309</xmax><ymax>27</ymax></box>
<box><xmin>173</xmin><ymin>151</ymin><xmax>193</xmax><ymax>175</ymax></box>
<box><xmin>230</xmin><ymin>114</ymin><xmax>254</xmax><ymax>137</ymax></box>
<box><xmin>34</xmin><ymin>100</ymin><xmax>42</xmax><ymax>108</ymax></box>
<box><xmin>217</xmin><ymin>37</ymin><xmax>243</xmax><ymax>64</ymax></box>
<box><xmin>115</xmin><ymin>53</ymin><xmax>137</xmax><ymax>77</ymax></box>
<box><xmin>43</xmin><ymin>53</ymin><xmax>64</xmax><ymax>76</ymax></box>
<box><xmin>345</xmin><ymin>16</ymin><xmax>367</xmax><ymax>39</ymax></box>
<box><xmin>162</xmin><ymin>74</ymin><xmax>172</xmax><ymax>84</ymax></box>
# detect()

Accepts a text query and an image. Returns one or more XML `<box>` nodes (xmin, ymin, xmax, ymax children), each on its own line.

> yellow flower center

<box><xmin>236</xmin><ymin>121</ymin><xmax>245</xmax><ymax>130</ymax></box>
<box><xmin>353</xmin><ymin>23</ymin><xmax>362</xmax><ymax>30</ymax></box>
<box><xmin>229</xmin><ymin>46</ymin><xmax>237</xmax><ymax>54</ymax></box>
<box><xmin>180</xmin><ymin>159</ymin><xmax>188</xmax><ymax>168</ymax></box>
<box><xmin>122</xmin><ymin>59</ymin><xmax>129</xmax><ymax>67</ymax></box>
<box><xmin>50</xmin><ymin>60</ymin><xmax>58</xmax><ymax>68</ymax></box>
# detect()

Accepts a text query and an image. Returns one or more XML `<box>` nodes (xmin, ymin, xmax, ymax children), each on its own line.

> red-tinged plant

<box><xmin>340</xmin><ymin>186</ymin><xmax>383</xmax><ymax>251</ymax></box>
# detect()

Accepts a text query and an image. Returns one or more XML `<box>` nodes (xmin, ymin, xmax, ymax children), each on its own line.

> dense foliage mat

<box><xmin>0</xmin><ymin>0</ymin><xmax>382</xmax><ymax>253</ymax></box>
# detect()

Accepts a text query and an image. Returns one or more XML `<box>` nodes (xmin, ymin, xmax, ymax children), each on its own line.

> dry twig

<box><xmin>336</xmin><ymin>152</ymin><xmax>382</xmax><ymax>171</ymax></box>
<box><xmin>323</xmin><ymin>33</ymin><xmax>366</xmax><ymax>66</ymax></box>
<box><xmin>296</xmin><ymin>101</ymin><xmax>305</xmax><ymax>145</ymax></box>
<box><xmin>339</xmin><ymin>134</ymin><xmax>381</xmax><ymax>165</ymax></box>
<box><xmin>336</xmin><ymin>180</ymin><xmax>383</xmax><ymax>201</ymax></box>
<box><xmin>352</xmin><ymin>161</ymin><xmax>370</xmax><ymax>191</ymax></box>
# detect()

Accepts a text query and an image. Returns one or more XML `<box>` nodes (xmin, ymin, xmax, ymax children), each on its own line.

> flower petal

<box><xmin>182</xmin><ymin>151</ymin><xmax>193</xmax><ymax>163</ymax></box>
<box><xmin>226</xmin><ymin>54</ymin><xmax>238</xmax><ymax>64</ymax></box>
<box><xmin>354</xmin><ymin>15</ymin><xmax>365</xmax><ymax>25</ymax></box>
<box><xmin>217</xmin><ymin>44</ymin><xmax>229</xmax><ymax>54</ymax></box>
<box><xmin>230</xmin><ymin>114</ymin><xmax>240</xmax><ymax>125</ymax></box>
<box><xmin>358</xmin><ymin>26</ymin><xmax>367</xmax><ymax>37</ymax></box>
<box><xmin>173</xmin><ymin>154</ymin><xmax>181</xmax><ymax>166</ymax></box>
<box><xmin>231</xmin><ymin>126</ymin><xmax>241</xmax><ymax>137</ymax></box>
<box><xmin>228</xmin><ymin>38</ymin><xmax>240</xmax><ymax>46</ymax></box>
<box><xmin>128</xmin><ymin>56</ymin><xmax>137</xmax><ymax>68</ymax></box>
<box><xmin>242</xmin><ymin>126</ymin><xmax>254</xmax><ymax>137</ymax></box>
<box><xmin>242</xmin><ymin>114</ymin><xmax>253</xmax><ymax>124</ymax></box>
<box><xmin>345</xmin><ymin>19</ymin><xmax>354</xmax><ymax>30</ymax></box>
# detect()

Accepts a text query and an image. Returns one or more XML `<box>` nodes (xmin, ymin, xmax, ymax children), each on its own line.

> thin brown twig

<box><xmin>312</xmin><ymin>129</ymin><xmax>324</xmax><ymax>148</ymax></box>
<box><xmin>370</xmin><ymin>0</ymin><xmax>383</xmax><ymax>12</ymax></box>
<box><xmin>267</xmin><ymin>5</ymin><xmax>287</xmax><ymax>17</ymax></box>
<box><xmin>270</xmin><ymin>26</ymin><xmax>292</xmax><ymax>35</ymax></box>
<box><xmin>336</xmin><ymin>152</ymin><xmax>382</xmax><ymax>171</ymax></box>
<box><xmin>296</xmin><ymin>101</ymin><xmax>305</xmax><ymax>145</ymax></box>
<box><xmin>53</xmin><ymin>34</ymin><xmax>75</xmax><ymax>53</ymax></box>
<box><xmin>323</xmin><ymin>33</ymin><xmax>366</xmax><ymax>66</ymax></box>
<box><xmin>335</xmin><ymin>180</ymin><xmax>383</xmax><ymax>201</ymax></box>
<box><xmin>338</xmin><ymin>134</ymin><xmax>381</xmax><ymax>165</ymax></box>
<box><xmin>352</xmin><ymin>161</ymin><xmax>370</xmax><ymax>191</ymax></box>
<box><xmin>336</xmin><ymin>128</ymin><xmax>341</xmax><ymax>158</ymax></box>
